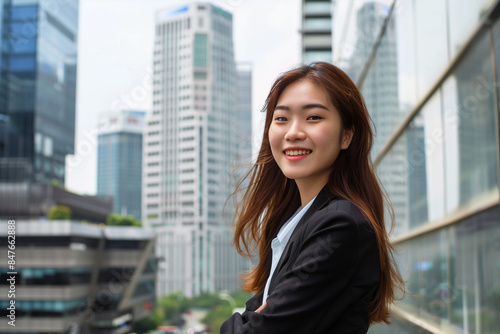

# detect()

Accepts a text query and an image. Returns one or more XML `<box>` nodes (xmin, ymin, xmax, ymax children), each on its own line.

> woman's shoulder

<box><xmin>310</xmin><ymin>195</ymin><xmax>374</xmax><ymax>233</ymax></box>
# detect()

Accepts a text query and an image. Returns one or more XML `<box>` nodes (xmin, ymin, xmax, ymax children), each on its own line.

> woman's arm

<box><xmin>221</xmin><ymin>209</ymin><xmax>379</xmax><ymax>334</ymax></box>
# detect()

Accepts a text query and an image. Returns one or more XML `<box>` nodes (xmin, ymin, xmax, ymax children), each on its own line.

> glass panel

<box><xmin>399</xmin><ymin>231</ymin><xmax>449</xmax><ymax>325</ymax></box>
<box><xmin>304</xmin><ymin>17</ymin><xmax>332</xmax><ymax>30</ymax></box>
<box><xmin>405</xmin><ymin>91</ymin><xmax>446</xmax><ymax>229</ymax></box>
<box><xmin>9</xmin><ymin>55</ymin><xmax>35</xmax><ymax>71</ymax></box>
<box><xmin>377</xmin><ymin>89</ymin><xmax>445</xmax><ymax>236</ymax></box>
<box><xmin>396</xmin><ymin>206</ymin><xmax>500</xmax><ymax>332</ymax></box>
<box><xmin>193</xmin><ymin>33</ymin><xmax>207</xmax><ymax>67</ymax></box>
<box><xmin>449</xmin><ymin>206</ymin><xmax>500</xmax><ymax>332</ymax></box>
<box><xmin>376</xmin><ymin>134</ymin><xmax>408</xmax><ymax>238</ymax></box>
<box><xmin>360</xmin><ymin>11</ymin><xmax>400</xmax><ymax>158</ymax></box>
<box><xmin>304</xmin><ymin>1</ymin><xmax>331</xmax><ymax>15</ymax></box>
<box><xmin>333</xmin><ymin>0</ymin><xmax>392</xmax><ymax>82</ymax></box>
<box><xmin>442</xmin><ymin>30</ymin><xmax>497</xmax><ymax>212</ymax></box>
<box><xmin>414</xmin><ymin>0</ymin><xmax>448</xmax><ymax>98</ymax></box>
<box><xmin>419</xmin><ymin>92</ymin><xmax>445</xmax><ymax>223</ymax></box>
<box><xmin>10</xmin><ymin>5</ymin><xmax>38</xmax><ymax>21</ymax></box>
<box><xmin>394</xmin><ymin>0</ymin><xmax>418</xmax><ymax>113</ymax></box>
<box><xmin>448</xmin><ymin>0</ymin><xmax>497</xmax><ymax>56</ymax></box>
<box><xmin>494</xmin><ymin>16</ymin><xmax>500</xmax><ymax>132</ymax></box>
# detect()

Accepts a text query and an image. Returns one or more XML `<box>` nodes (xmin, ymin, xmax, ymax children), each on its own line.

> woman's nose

<box><xmin>284</xmin><ymin>120</ymin><xmax>306</xmax><ymax>141</ymax></box>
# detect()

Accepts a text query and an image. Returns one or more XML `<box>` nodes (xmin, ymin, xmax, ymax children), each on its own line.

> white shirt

<box><xmin>262</xmin><ymin>197</ymin><xmax>316</xmax><ymax>303</ymax></box>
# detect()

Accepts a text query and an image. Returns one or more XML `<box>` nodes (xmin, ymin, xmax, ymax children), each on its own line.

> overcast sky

<box><xmin>66</xmin><ymin>0</ymin><xmax>302</xmax><ymax>195</ymax></box>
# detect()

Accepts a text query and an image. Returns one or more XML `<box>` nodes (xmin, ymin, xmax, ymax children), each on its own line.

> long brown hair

<box><xmin>232</xmin><ymin>62</ymin><xmax>404</xmax><ymax>324</ymax></box>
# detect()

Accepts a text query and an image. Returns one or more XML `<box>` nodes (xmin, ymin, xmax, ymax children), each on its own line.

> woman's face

<box><xmin>268</xmin><ymin>79</ymin><xmax>352</xmax><ymax>187</ymax></box>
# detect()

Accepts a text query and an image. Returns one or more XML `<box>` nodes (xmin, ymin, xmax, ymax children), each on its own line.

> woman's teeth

<box><xmin>284</xmin><ymin>150</ymin><xmax>312</xmax><ymax>156</ymax></box>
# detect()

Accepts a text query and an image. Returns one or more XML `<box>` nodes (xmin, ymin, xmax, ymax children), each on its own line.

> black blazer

<box><xmin>221</xmin><ymin>186</ymin><xmax>380</xmax><ymax>334</ymax></box>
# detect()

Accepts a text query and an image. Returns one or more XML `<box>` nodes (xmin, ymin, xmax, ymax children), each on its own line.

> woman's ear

<box><xmin>341</xmin><ymin>128</ymin><xmax>354</xmax><ymax>150</ymax></box>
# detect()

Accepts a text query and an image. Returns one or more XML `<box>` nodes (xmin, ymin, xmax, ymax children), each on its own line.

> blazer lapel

<box><xmin>268</xmin><ymin>186</ymin><xmax>336</xmax><ymax>293</ymax></box>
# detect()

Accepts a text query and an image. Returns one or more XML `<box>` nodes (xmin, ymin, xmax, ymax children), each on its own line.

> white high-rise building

<box><xmin>143</xmin><ymin>3</ymin><xmax>249</xmax><ymax>297</ymax></box>
<box><xmin>301</xmin><ymin>0</ymin><xmax>334</xmax><ymax>64</ymax></box>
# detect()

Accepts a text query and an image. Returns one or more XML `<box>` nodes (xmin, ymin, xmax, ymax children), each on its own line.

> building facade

<box><xmin>0</xmin><ymin>0</ymin><xmax>79</xmax><ymax>185</ymax></box>
<box><xmin>325</xmin><ymin>0</ymin><xmax>500</xmax><ymax>332</ymax></box>
<box><xmin>97</xmin><ymin>110</ymin><xmax>145</xmax><ymax>220</ymax></box>
<box><xmin>0</xmin><ymin>220</ymin><xmax>156</xmax><ymax>334</ymax></box>
<box><xmin>301</xmin><ymin>0</ymin><xmax>334</xmax><ymax>63</ymax></box>
<box><xmin>143</xmin><ymin>3</ymin><xmax>249</xmax><ymax>297</ymax></box>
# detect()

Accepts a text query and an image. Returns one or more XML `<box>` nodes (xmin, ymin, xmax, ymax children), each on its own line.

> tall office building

<box><xmin>97</xmin><ymin>110</ymin><xmax>145</xmax><ymax>220</ymax></box>
<box><xmin>0</xmin><ymin>0</ymin><xmax>78</xmax><ymax>185</ymax></box>
<box><xmin>143</xmin><ymin>3</ymin><xmax>246</xmax><ymax>297</ymax></box>
<box><xmin>301</xmin><ymin>0</ymin><xmax>334</xmax><ymax>63</ymax></box>
<box><xmin>328</xmin><ymin>0</ymin><xmax>500</xmax><ymax>333</ymax></box>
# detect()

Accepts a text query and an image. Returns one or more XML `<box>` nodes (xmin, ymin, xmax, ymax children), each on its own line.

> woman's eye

<box><xmin>308</xmin><ymin>115</ymin><xmax>322</xmax><ymax>120</ymax></box>
<box><xmin>275</xmin><ymin>116</ymin><xmax>287</xmax><ymax>122</ymax></box>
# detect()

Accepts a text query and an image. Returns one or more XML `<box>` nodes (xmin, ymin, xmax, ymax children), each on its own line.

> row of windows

<box><xmin>0</xmin><ymin>299</ymin><xmax>87</xmax><ymax>317</ymax></box>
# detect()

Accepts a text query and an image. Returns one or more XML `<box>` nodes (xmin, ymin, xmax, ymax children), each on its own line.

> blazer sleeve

<box><xmin>220</xmin><ymin>209</ymin><xmax>377</xmax><ymax>334</ymax></box>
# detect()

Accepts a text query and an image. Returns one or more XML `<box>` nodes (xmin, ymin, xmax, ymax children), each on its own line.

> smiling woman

<box><xmin>222</xmin><ymin>62</ymin><xmax>404</xmax><ymax>334</ymax></box>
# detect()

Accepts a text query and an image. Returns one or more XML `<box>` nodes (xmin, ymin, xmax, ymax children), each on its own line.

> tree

<box><xmin>159</xmin><ymin>292</ymin><xmax>191</xmax><ymax>325</ymax></box>
<box><xmin>47</xmin><ymin>205</ymin><xmax>72</xmax><ymax>220</ymax></box>
<box><xmin>132</xmin><ymin>308</ymin><xmax>164</xmax><ymax>333</ymax></box>
<box><xmin>106</xmin><ymin>213</ymin><xmax>142</xmax><ymax>226</ymax></box>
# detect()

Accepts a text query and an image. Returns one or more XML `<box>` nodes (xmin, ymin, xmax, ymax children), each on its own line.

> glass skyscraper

<box><xmin>324</xmin><ymin>0</ymin><xmax>500</xmax><ymax>332</ymax></box>
<box><xmin>97</xmin><ymin>110</ymin><xmax>145</xmax><ymax>220</ymax></box>
<box><xmin>0</xmin><ymin>0</ymin><xmax>78</xmax><ymax>185</ymax></box>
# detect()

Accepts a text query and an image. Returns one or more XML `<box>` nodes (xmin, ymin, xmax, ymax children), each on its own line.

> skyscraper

<box><xmin>0</xmin><ymin>0</ymin><xmax>78</xmax><ymax>185</ymax></box>
<box><xmin>301</xmin><ymin>0</ymin><xmax>334</xmax><ymax>64</ymax></box>
<box><xmin>97</xmin><ymin>110</ymin><xmax>145</xmax><ymax>220</ymax></box>
<box><xmin>143</xmin><ymin>3</ymin><xmax>246</xmax><ymax>297</ymax></box>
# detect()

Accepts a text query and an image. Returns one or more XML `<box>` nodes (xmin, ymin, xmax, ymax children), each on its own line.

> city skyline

<box><xmin>66</xmin><ymin>0</ymin><xmax>301</xmax><ymax>195</ymax></box>
<box><xmin>67</xmin><ymin>0</ymin><xmax>397</xmax><ymax>196</ymax></box>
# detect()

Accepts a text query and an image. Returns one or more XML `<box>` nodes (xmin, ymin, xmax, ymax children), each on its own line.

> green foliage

<box><xmin>132</xmin><ymin>308</ymin><xmax>164</xmax><ymax>333</ymax></box>
<box><xmin>230</xmin><ymin>290</ymin><xmax>253</xmax><ymax>306</ymax></box>
<box><xmin>197</xmin><ymin>291</ymin><xmax>252</xmax><ymax>334</ymax></box>
<box><xmin>159</xmin><ymin>292</ymin><xmax>191</xmax><ymax>325</ymax></box>
<box><xmin>106</xmin><ymin>213</ymin><xmax>142</xmax><ymax>226</ymax></box>
<box><xmin>203</xmin><ymin>304</ymin><xmax>233</xmax><ymax>334</ymax></box>
<box><xmin>192</xmin><ymin>292</ymin><xmax>226</xmax><ymax>308</ymax></box>
<box><xmin>131</xmin><ymin>290</ymin><xmax>253</xmax><ymax>334</ymax></box>
<box><xmin>47</xmin><ymin>205</ymin><xmax>72</xmax><ymax>220</ymax></box>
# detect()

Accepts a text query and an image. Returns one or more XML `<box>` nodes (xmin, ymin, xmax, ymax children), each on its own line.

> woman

<box><xmin>221</xmin><ymin>62</ymin><xmax>404</xmax><ymax>333</ymax></box>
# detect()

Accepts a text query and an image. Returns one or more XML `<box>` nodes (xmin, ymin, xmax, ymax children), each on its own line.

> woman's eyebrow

<box><xmin>274</xmin><ymin>103</ymin><xmax>329</xmax><ymax>111</ymax></box>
